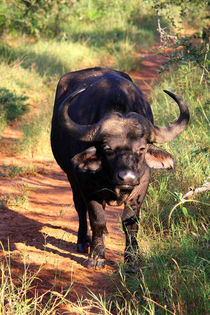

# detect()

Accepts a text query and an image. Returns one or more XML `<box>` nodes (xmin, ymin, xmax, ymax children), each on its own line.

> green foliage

<box><xmin>0</xmin><ymin>88</ymin><xmax>29</xmax><ymax>122</ymax></box>
<box><xmin>0</xmin><ymin>1</ymin><xmax>6</xmax><ymax>35</ymax></box>
<box><xmin>0</xmin><ymin>0</ymin><xmax>157</xmax><ymax>44</ymax></box>
<box><xmin>159</xmin><ymin>32</ymin><xmax>209</xmax><ymax>85</ymax></box>
<box><xmin>0</xmin><ymin>0</ymin><xmax>71</xmax><ymax>37</ymax></box>
<box><xmin>152</xmin><ymin>0</ymin><xmax>209</xmax><ymax>30</ymax></box>
<box><xmin>0</xmin><ymin>88</ymin><xmax>29</xmax><ymax>136</ymax></box>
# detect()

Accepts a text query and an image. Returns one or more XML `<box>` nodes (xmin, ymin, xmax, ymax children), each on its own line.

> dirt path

<box><xmin>0</xmin><ymin>48</ymin><xmax>167</xmax><ymax>313</ymax></box>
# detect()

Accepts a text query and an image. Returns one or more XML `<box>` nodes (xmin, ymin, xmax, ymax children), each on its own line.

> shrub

<box><xmin>0</xmin><ymin>88</ymin><xmax>29</xmax><ymax>122</ymax></box>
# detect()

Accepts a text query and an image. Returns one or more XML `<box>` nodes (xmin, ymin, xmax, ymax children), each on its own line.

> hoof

<box><xmin>88</xmin><ymin>257</ymin><xmax>105</xmax><ymax>269</ymax></box>
<box><xmin>77</xmin><ymin>243</ymin><xmax>90</xmax><ymax>254</ymax></box>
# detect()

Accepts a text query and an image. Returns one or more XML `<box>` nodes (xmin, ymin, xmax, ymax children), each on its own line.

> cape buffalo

<box><xmin>51</xmin><ymin>67</ymin><xmax>189</xmax><ymax>268</ymax></box>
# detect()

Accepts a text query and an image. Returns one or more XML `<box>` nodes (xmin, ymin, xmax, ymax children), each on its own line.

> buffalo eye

<box><xmin>137</xmin><ymin>147</ymin><xmax>146</xmax><ymax>154</ymax></box>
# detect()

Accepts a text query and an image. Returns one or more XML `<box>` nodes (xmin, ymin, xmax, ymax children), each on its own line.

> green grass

<box><xmin>0</xmin><ymin>1</ymin><xmax>209</xmax><ymax>313</ymax></box>
<box><xmin>0</xmin><ymin>245</ymin><xmax>73</xmax><ymax>314</ymax></box>
<box><xmin>0</xmin><ymin>87</ymin><xmax>29</xmax><ymax>137</ymax></box>
<box><xmin>95</xmin><ymin>62</ymin><xmax>209</xmax><ymax>315</ymax></box>
<box><xmin>107</xmin><ymin>233</ymin><xmax>209</xmax><ymax>314</ymax></box>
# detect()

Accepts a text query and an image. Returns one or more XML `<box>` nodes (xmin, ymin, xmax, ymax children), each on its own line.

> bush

<box><xmin>0</xmin><ymin>88</ymin><xmax>29</xmax><ymax>123</ymax></box>
<box><xmin>0</xmin><ymin>0</ymin><xmax>72</xmax><ymax>37</ymax></box>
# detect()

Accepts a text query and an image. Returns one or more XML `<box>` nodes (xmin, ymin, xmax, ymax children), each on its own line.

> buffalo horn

<box><xmin>150</xmin><ymin>90</ymin><xmax>190</xmax><ymax>143</ymax></box>
<box><xmin>58</xmin><ymin>88</ymin><xmax>100</xmax><ymax>142</ymax></box>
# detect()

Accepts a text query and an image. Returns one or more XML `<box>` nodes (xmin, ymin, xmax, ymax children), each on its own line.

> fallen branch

<box><xmin>183</xmin><ymin>178</ymin><xmax>210</xmax><ymax>199</ymax></box>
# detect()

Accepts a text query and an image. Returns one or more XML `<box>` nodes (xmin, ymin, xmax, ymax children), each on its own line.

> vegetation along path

<box><xmin>0</xmin><ymin>48</ymin><xmax>167</xmax><ymax>313</ymax></box>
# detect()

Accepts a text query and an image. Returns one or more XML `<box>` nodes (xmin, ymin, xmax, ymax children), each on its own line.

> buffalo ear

<box><xmin>145</xmin><ymin>144</ymin><xmax>174</xmax><ymax>170</ymax></box>
<box><xmin>72</xmin><ymin>146</ymin><xmax>102</xmax><ymax>172</ymax></box>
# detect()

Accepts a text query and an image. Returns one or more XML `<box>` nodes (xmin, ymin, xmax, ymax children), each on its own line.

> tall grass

<box><xmin>107</xmin><ymin>233</ymin><xmax>208</xmax><ymax>314</ymax></box>
<box><xmin>91</xmin><ymin>62</ymin><xmax>209</xmax><ymax>314</ymax></box>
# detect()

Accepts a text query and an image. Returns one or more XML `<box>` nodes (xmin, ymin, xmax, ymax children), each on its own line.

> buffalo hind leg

<box><xmin>122</xmin><ymin>212</ymin><xmax>139</xmax><ymax>263</ymax></box>
<box><xmin>87</xmin><ymin>200</ymin><xmax>107</xmax><ymax>269</ymax></box>
<box><xmin>77</xmin><ymin>203</ymin><xmax>91</xmax><ymax>253</ymax></box>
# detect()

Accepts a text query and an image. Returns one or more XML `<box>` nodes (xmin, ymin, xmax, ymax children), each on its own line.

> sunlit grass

<box><xmin>98</xmin><ymin>63</ymin><xmax>209</xmax><ymax>315</ymax></box>
<box><xmin>107</xmin><ymin>232</ymin><xmax>209</xmax><ymax>315</ymax></box>
<box><xmin>0</xmin><ymin>32</ymin><xmax>148</xmax><ymax>153</ymax></box>
<box><xmin>0</xmin><ymin>1</ymin><xmax>209</xmax><ymax>313</ymax></box>
<box><xmin>0</xmin><ymin>243</ymin><xmax>74</xmax><ymax>314</ymax></box>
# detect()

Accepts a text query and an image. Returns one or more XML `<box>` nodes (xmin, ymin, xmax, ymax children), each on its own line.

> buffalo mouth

<box><xmin>114</xmin><ymin>185</ymin><xmax>134</xmax><ymax>198</ymax></box>
<box><xmin>115</xmin><ymin>184</ymin><xmax>134</xmax><ymax>191</ymax></box>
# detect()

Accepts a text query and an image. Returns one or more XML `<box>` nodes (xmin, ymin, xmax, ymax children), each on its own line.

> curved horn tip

<box><xmin>150</xmin><ymin>89</ymin><xmax>190</xmax><ymax>144</ymax></box>
<box><xmin>164</xmin><ymin>89</ymin><xmax>174</xmax><ymax>95</ymax></box>
<box><xmin>163</xmin><ymin>89</ymin><xmax>177</xmax><ymax>99</ymax></box>
<box><xmin>163</xmin><ymin>89</ymin><xmax>185</xmax><ymax>104</ymax></box>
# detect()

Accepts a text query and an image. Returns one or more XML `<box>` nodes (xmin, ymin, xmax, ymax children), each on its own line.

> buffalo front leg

<box><xmin>122</xmin><ymin>169</ymin><xmax>150</xmax><ymax>263</ymax></box>
<box><xmin>72</xmin><ymin>192</ymin><xmax>91</xmax><ymax>253</ymax></box>
<box><xmin>87</xmin><ymin>200</ymin><xmax>107</xmax><ymax>268</ymax></box>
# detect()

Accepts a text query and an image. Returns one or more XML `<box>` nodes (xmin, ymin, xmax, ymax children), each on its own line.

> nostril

<box><xmin>117</xmin><ymin>170</ymin><xmax>138</xmax><ymax>183</ymax></box>
<box><xmin>117</xmin><ymin>171</ymin><xmax>125</xmax><ymax>181</ymax></box>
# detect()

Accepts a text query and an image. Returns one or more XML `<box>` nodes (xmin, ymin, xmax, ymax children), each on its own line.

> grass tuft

<box><xmin>0</xmin><ymin>242</ymin><xmax>74</xmax><ymax>314</ymax></box>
